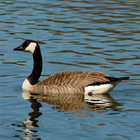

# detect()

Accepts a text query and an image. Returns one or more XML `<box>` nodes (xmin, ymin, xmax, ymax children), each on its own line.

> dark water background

<box><xmin>0</xmin><ymin>0</ymin><xmax>140</xmax><ymax>139</ymax></box>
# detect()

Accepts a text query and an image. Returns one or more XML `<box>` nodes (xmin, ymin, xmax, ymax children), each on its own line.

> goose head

<box><xmin>13</xmin><ymin>40</ymin><xmax>42</xmax><ymax>87</ymax></box>
<box><xmin>13</xmin><ymin>40</ymin><xmax>38</xmax><ymax>54</ymax></box>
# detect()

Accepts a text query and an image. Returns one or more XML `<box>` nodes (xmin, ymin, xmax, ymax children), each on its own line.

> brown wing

<box><xmin>38</xmin><ymin>71</ymin><xmax>111</xmax><ymax>87</ymax></box>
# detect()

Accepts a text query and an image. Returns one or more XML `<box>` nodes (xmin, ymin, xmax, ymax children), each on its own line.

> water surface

<box><xmin>0</xmin><ymin>0</ymin><xmax>140</xmax><ymax>139</ymax></box>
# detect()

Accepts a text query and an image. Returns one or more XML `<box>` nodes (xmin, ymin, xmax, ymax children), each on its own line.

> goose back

<box><xmin>33</xmin><ymin>71</ymin><xmax>113</xmax><ymax>94</ymax></box>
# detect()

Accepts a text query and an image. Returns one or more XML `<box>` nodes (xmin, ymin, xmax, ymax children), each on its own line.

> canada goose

<box><xmin>13</xmin><ymin>40</ymin><xmax>129</xmax><ymax>94</ymax></box>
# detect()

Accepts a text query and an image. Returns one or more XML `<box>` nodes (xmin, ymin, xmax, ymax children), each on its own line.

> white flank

<box><xmin>22</xmin><ymin>79</ymin><xmax>34</xmax><ymax>90</ymax></box>
<box><xmin>84</xmin><ymin>82</ymin><xmax>118</xmax><ymax>94</ymax></box>
<box><xmin>25</xmin><ymin>42</ymin><xmax>36</xmax><ymax>53</ymax></box>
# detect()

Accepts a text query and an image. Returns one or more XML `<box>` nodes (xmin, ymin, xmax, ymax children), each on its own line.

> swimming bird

<box><xmin>13</xmin><ymin>40</ymin><xmax>129</xmax><ymax>94</ymax></box>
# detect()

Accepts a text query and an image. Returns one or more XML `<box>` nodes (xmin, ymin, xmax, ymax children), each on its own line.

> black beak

<box><xmin>13</xmin><ymin>44</ymin><xmax>24</xmax><ymax>51</ymax></box>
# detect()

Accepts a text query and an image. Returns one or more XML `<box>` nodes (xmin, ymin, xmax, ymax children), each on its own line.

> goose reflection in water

<box><xmin>19</xmin><ymin>92</ymin><xmax>121</xmax><ymax>139</ymax></box>
<box><xmin>23</xmin><ymin>91</ymin><xmax>121</xmax><ymax>114</ymax></box>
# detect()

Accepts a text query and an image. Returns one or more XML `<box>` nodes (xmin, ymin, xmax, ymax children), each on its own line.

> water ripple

<box><xmin>0</xmin><ymin>0</ymin><xmax>140</xmax><ymax>140</ymax></box>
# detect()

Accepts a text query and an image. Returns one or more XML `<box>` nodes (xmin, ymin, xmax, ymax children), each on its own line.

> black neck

<box><xmin>27</xmin><ymin>45</ymin><xmax>42</xmax><ymax>85</ymax></box>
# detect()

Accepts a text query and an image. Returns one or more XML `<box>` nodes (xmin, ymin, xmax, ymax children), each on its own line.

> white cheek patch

<box><xmin>25</xmin><ymin>42</ymin><xmax>36</xmax><ymax>53</ymax></box>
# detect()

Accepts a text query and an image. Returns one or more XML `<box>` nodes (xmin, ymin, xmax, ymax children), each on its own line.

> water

<box><xmin>0</xmin><ymin>0</ymin><xmax>140</xmax><ymax>139</ymax></box>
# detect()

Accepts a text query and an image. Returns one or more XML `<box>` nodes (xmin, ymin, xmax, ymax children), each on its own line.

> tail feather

<box><xmin>117</xmin><ymin>77</ymin><xmax>130</xmax><ymax>81</ymax></box>
<box><xmin>106</xmin><ymin>76</ymin><xmax>130</xmax><ymax>82</ymax></box>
